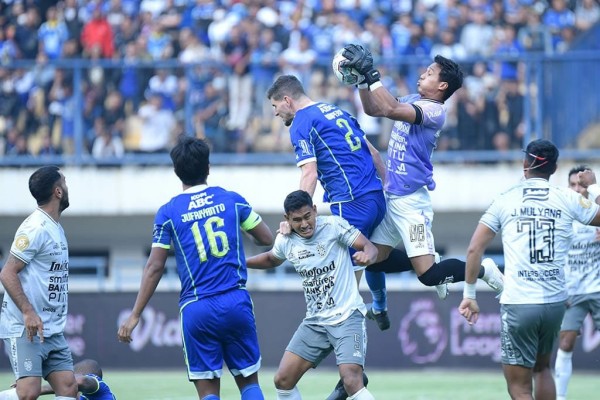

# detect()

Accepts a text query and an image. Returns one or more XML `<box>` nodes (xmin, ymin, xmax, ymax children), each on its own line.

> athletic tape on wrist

<box><xmin>587</xmin><ymin>183</ymin><xmax>600</xmax><ymax>202</ymax></box>
<box><xmin>463</xmin><ymin>282</ymin><xmax>477</xmax><ymax>299</ymax></box>
<box><xmin>357</xmin><ymin>83</ymin><xmax>368</xmax><ymax>89</ymax></box>
<box><xmin>369</xmin><ymin>81</ymin><xmax>383</xmax><ymax>91</ymax></box>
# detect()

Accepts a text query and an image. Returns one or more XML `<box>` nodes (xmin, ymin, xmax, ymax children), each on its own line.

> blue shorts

<box><xmin>330</xmin><ymin>190</ymin><xmax>386</xmax><ymax>267</ymax></box>
<box><xmin>180</xmin><ymin>289</ymin><xmax>261</xmax><ymax>380</ymax></box>
<box><xmin>329</xmin><ymin>190</ymin><xmax>386</xmax><ymax>238</ymax></box>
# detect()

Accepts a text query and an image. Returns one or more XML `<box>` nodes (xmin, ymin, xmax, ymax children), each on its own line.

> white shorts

<box><xmin>370</xmin><ymin>187</ymin><xmax>435</xmax><ymax>258</ymax></box>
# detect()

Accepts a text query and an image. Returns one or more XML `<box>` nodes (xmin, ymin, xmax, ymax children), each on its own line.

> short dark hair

<box><xmin>568</xmin><ymin>165</ymin><xmax>589</xmax><ymax>182</ymax></box>
<box><xmin>266</xmin><ymin>75</ymin><xmax>306</xmax><ymax>101</ymax></box>
<box><xmin>524</xmin><ymin>139</ymin><xmax>559</xmax><ymax>175</ymax></box>
<box><xmin>170</xmin><ymin>135</ymin><xmax>210</xmax><ymax>186</ymax></box>
<box><xmin>434</xmin><ymin>55</ymin><xmax>463</xmax><ymax>101</ymax></box>
<box><xmin>74</xmin><ymin>359</ymin><xmax>103</xmax><ymax>378</ymax></box>
<box><xmin>284</xmin><ymin>190</ymin><xmax>313</xmax><ymax>214</ymax></box>
<box><xmin>29</xmin><ymin>165</ymin><xmax>61</xmax><ymax>206</ymax></box>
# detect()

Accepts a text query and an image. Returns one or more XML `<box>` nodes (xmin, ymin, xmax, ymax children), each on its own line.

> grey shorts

<box><xmin>500</xmin><ymin>302</ymin><xmax>566</xmax><ymax>368</ymax></box>
<box><xmin>4</xmin><ymin>333</ymin><xmax>73</xmax><ymax>379</ymax></box>
<box><xmin>561</xmin><ymin>292</ymin><xmax>600</xmax><ymax>332</ymax></box>
<box><xmin>286</xmin><ymin>310</ymin><xmax>367</xmax><ymax>367</ymax></box>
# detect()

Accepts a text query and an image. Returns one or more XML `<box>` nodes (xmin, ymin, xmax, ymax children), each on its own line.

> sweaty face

<box><xmin>271</xmin><ymin>97</ymin><xmax>295</xmax><ymax>127</ymax></box>
<box><xmin>568</xmin><ymin>173</ymin><xmax>588</xmax><ymax>197</ymax></box>
<box><xmin>417</xmin><ymin>63</ymin><xmax>446</xmax><ymax>98</ymax></box>
<box><xmin>286</xmin><ymin>205</ymin><xmax>317</xmax><ymax>239</ymax></box>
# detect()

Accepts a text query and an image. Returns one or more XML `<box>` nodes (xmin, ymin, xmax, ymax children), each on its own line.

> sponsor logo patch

<box><xmin>14</xmin><ymin>235</ymin><xmax>29</xmax><ymax>251</ymax></box>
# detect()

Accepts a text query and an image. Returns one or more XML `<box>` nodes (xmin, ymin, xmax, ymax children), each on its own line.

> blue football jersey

<box><xmin>152</xmin><ymin>185</ymin><xmax>263</xmax><ymax>307</ymax></box>
<box><xmin>290</xmin><ymin>102</ymin><xmax>383</xmax><ymax>203</ymax></box>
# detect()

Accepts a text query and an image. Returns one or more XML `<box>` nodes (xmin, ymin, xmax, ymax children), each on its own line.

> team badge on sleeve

<box><xmin>14</xmin><ymin>235</ymin><xmax>29</xmax><ymax>251</ymax></box>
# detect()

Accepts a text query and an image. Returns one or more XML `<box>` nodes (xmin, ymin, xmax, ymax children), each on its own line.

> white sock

<box><xmin>348</xmin><ymin>387</ymin><xmax>375</xmax><ymax>400</ymax></box>
<box><xmin>276</xmin><ymin>386</ymin><xmax>301</xmax><ymax>400</ymax></box>
<box><xmin>554</xmin><ymin>348</ymin><xmax>573</xmax><ymax>399</ymax></box>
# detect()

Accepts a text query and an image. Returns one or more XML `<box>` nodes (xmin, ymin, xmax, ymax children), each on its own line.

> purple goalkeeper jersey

<box><xmin>384</xmin><ymin>94</ymin><xmax>446</xmax><ymax>196</ymax></box>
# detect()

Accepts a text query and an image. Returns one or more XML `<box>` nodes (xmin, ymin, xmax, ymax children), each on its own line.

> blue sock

<box><xmin>365</xmin><ymin>270</ymin><xmax>387</xmax><ymax>312</ymax></box>
<box><xmin>241</xmin><ymin>383</ymin><xmax>264</xmax><ymax>400</ymax></box>
<box><xmin>201</xmin><ymin>395</ymin><xmax>220</xmax><ymax>400</ymax></box>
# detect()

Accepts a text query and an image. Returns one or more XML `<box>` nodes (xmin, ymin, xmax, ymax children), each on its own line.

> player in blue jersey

<box><xmin>117</xmin><ymin>135</ymin><xmax>274</xmax><ymax>400</ymax></box>
<box><xmin>267</xmin><ymin>75</ymin><xmax>431</xmax><ymax>335</ymax></box>
<box><xmin>40</xmin><ymin>359</ymin><xmax>115</xmax><ymax>400</ymax></box>
<box><xmin>1</xmin><ymin>359</ymin><xmax>115</xmax><ymax>400</ymax></box>
<box><xmin>340</xmin><ymin>46</ymin><xmax>504</xmax><ymax>315</ymax></box>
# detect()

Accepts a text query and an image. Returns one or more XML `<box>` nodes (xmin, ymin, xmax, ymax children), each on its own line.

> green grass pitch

<box><xmin>1</xmin><ymin>368</ymin><xmax>598</xmax><ymax>399</ymax></box>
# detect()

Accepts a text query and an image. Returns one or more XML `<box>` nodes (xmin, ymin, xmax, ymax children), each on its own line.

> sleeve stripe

<box><xmin>152</xmin><ymin>243</ymin><xmax>171</xmax><ymax>249</ymax></box>
<box><xmin>241</xmin><ymin>211</ymin><xmax>262</xmax><ymax>231</ymax></box>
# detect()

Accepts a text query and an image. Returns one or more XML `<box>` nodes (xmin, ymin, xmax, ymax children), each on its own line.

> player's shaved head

<box><xmin>74</xmin><ymin>359</ymin><xmax>103</xmax><ymax>378</ymax></box>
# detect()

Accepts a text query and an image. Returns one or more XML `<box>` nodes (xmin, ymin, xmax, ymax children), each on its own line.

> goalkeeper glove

<box><xmin>342</xmin><ymin>44</ymin><xmax>373</xmax><ymax>75</ymax></box>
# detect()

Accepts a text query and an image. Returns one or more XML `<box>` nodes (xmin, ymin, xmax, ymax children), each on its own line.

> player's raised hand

<box><xmin>277</xmin><ymin>220</ymin><xmax>292</xmax><ymax>235</ymax></box>
<box><xmin>577</xmin><ymin>169</ymin><xmax>597</xmax><ymax>188</ymax></box>
<box><xmin>342</xmin><ymin>44</ymin><xmax>373</xmax><ymax>75</ymax></box>
<box><xmin>117</xmin><ymin>314</ymin><xmax>140</xmax><ymax>344</ymax></box>
<box><xmin>458</xmin><ymin>298</ymin><xmax>480</xmax><ymax>325</ymax></box>
<box><xmin>23</xmin><ymin>309</ymin><xmax>44</xmax><ymax>342</ymax></box>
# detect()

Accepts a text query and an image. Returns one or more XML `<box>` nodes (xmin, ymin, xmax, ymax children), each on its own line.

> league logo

<box><xmin>398</xmin><ymin>299</ymin><xmax>447</xmax><ymax>364</ymax></box>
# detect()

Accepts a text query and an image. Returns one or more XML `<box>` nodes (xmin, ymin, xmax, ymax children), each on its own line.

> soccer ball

<box><xmin>332</xmin><ymin>48</ymin><xmax>364</xmax><ymax>86</ymax></box>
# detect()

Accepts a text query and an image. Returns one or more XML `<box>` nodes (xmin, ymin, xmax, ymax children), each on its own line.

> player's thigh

<box><xmin>330</xmin><ymin>191</ymin><xmax>386</xmax><ymax>238</ymax></box>
<box><xmin>587</xmin><ymin>292</ymin><xmax>600</xmax><ymax>329</ymax></box>
<box><xmin>327</xmin><ymin>310</ymin><xmax>367</xmax><ymax>367</ymax></box>
<box><xmin>376</xmin><ymin>190</ymin><xmax>435</xmax><ymax>258</ymax></box>
<box><xmin>42</xmin><ymin>334</ymin><xmax>75</xmax><ymax>394</ymax></box>
<box><xmin>560</xmin><ymin>295</ymin><xmax>590</xmax><ymax>331</ymax></box>
<box><xmin>500</xmin><ymin>303</ymin><xmax>565</xmax><ymax>368</ymax></box>
<box><xmin>219</xmin><ymin>290</ymin><xmax>262</xmax><ymax>377</ymax></box>
<box><xmin>181</xmin><ymin>290</ymin><xmax>260</xmax><ymax>378</ymax></box>
<box><xmin>285</xmin><ymin>320</ymin><xmax>332</xmax><ymax>368</ymax></box>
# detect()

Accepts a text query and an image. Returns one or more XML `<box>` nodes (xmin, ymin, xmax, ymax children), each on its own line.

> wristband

<box><xmin>587</xmin><ymin>183</ymin><xmax>600</xmax><ymax>202</ymax></box>
<box><xmin>463</xmin><ymin>282</ymin><xmax>477</xmax><ymax>299</ymax></box>
<box><xmin>369</xmin><ymin>81</ymin><xmax>383</xmax><ymax>91</ymax></box>
<box><xmin>357</xmin><ymin>83</ymin><xmax>368</xmax><ymax>89</ymax></box>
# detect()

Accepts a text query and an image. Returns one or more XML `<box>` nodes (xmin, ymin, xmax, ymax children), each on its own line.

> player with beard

<box><xmin>0</xmin><ymin>166</ymin><xmax>78</xmax><ymax>400</ymax></box>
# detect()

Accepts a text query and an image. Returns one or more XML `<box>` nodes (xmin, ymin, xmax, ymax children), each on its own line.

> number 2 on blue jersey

<box><xmin>337</xmin><ymin>118</ymin><xmax>361</xmax><ymax>151</ymax></box>
<box><xmin>191</xmin><ymin>216</ymin><xmax>230</xmax><ymax>262</ymax></box>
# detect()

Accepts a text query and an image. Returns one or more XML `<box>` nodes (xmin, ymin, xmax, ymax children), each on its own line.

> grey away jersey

<box><xmin>271</xmin><ymin>215</ymin><xmax>367</xmax><ymax>325</ymax></box>
<box><xmin>480</xmin><ymin>178</ymin><xmax>599</xmax><ymax>305</ymax></box>
<box><xmin>0</xmin><ymin>209</ymin><xmax>69</xmax><ymax>338</ymax></box>
<box><xmin>565</xmin><ymin>221</ymin><xmax>600</xmax><ymax>295</ymax></box>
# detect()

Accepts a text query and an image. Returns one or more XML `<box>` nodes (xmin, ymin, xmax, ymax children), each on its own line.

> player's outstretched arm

<box><xmin>247</xmin><ymin>251</ymin><xmax>285</xmax><ymax>270</ymax></box>
<box><xmin>459</xmin><ymin>223</ymin><xmax>496</xmax><ymax>325</ymax></box>
<box><xmin>246</xmin><ymin>220</ymin><xmax>274</xmax><ymax>246</ymax></box>
<box><xmin>118</xmin><ymin>247</ymin><xmax>168</xmax><ymax>343</ymax></box>
<box><xmin>350</xmin><ymin>233</ymin><xmax>378</xmax><ymax>266</ymax></box>
<box><xmin>299</xmin><ymin>162</ymin><xmax>318</xmax><ymax>197</ymax></box>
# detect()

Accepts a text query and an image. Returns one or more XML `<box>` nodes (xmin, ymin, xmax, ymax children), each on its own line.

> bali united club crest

<box><xmin>24</xmin><ymin>359</ymin><xmax>33</xmax><ymax>372</ymax></box>
<box><xmin>316</xmin><ymin>243</ymin><xmax>326</xmax><ymax>257</ymax></box>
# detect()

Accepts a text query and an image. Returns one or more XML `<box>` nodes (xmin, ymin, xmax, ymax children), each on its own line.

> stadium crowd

<box><xmin>0</xmin><ymin>0</ymin><xmax>598</xmax><ymax>159</ymax></box>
